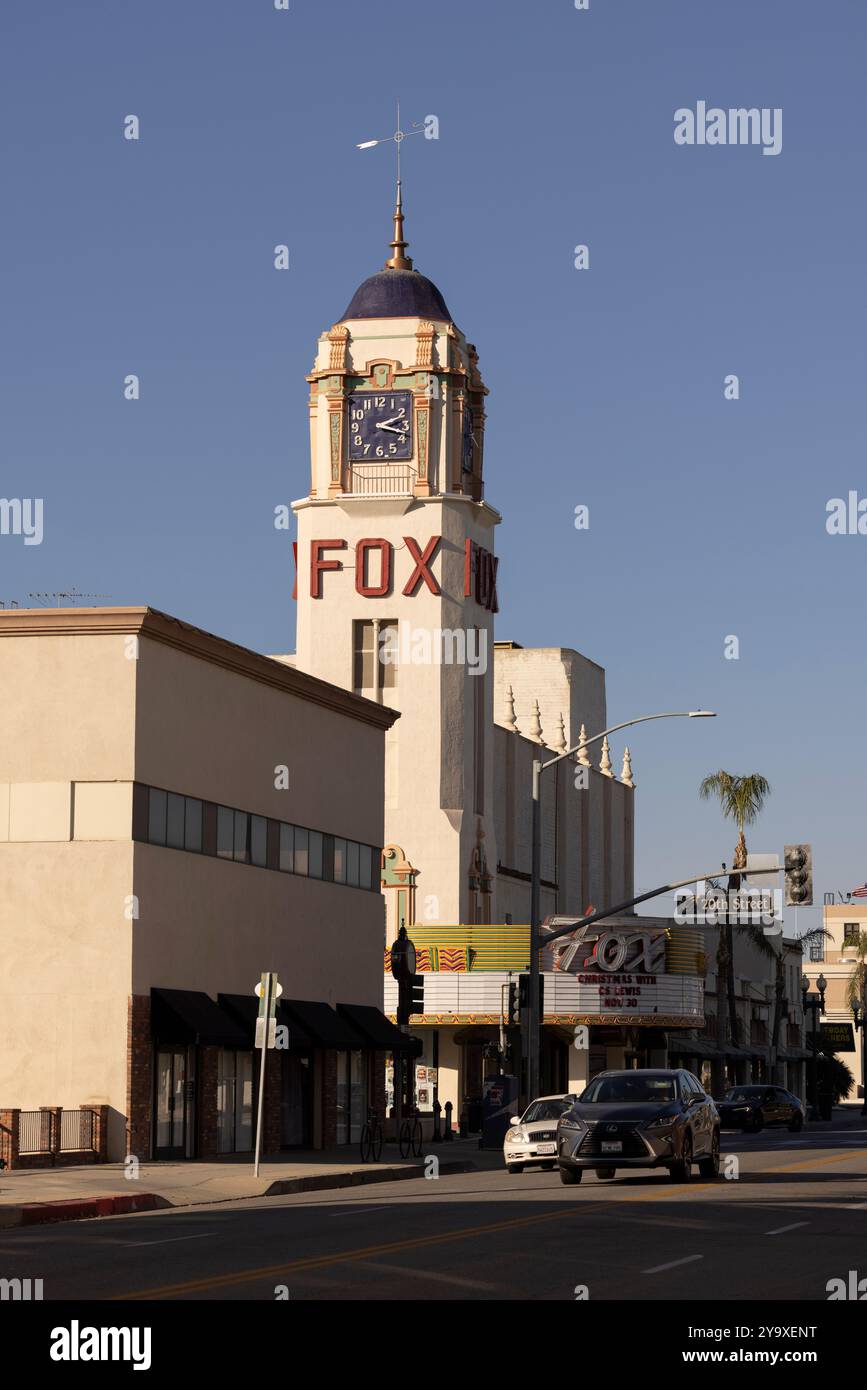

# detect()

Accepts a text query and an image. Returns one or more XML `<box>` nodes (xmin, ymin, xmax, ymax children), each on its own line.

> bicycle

<box><xmin>398</xmin><ymin>1112</ymin><xmax>423</xmax><ymax>1160</ymax></box>
<box><xmin>359</xmin><ymin>1107</ymin><xmax>382</xmax><ymax>1163</ymax></box>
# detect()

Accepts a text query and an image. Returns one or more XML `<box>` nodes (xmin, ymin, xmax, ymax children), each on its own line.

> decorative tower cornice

<box><xmin>576</xmin><ymin>723</ymin><xmax>591</xmax><ymax>766</ymax></box>
<box><xmin>621</xmin><ymin>747</ymin><xmax>635</xmax><ymax>788</ymax></box>
<box><xmin>599</xmin><ymin>735</ymin><xmax>614</xmax><ymax>778</ymax></box>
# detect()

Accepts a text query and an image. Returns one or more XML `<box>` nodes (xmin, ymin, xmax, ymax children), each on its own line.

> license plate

<box><xmin>601</xmin><ymin>1141</ymin><xmax>622</xmax><ymax>1154</ymax></box>
<box><xmin>535</xmin><ymin>1142</ymin><xmax>556</xmax><ymax>1155</ymax></box>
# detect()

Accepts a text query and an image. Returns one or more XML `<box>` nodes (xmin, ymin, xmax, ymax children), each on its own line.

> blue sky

<box><xmin>2</xmin><ymin>0</ymin><xmax>864</xmax><ymax>929</ymax></box>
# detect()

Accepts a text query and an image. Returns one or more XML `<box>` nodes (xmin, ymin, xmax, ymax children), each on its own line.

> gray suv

<box><xmin>557</xmin><ymin>1069</ymin><xmax>720</xmax><ymax>1185</ymax></box>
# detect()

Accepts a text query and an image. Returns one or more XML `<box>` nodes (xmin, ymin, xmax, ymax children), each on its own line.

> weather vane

<box><xmin>356</xmin><ymin>101</ymin><xmax>425</xmax><ymax>185</ymax></box>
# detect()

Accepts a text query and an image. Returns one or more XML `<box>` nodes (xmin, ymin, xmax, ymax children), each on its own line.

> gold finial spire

<box><xmin>384</xmin><ymin>178</ymin><xmax>413</xmax><ymax>271</ymax></box>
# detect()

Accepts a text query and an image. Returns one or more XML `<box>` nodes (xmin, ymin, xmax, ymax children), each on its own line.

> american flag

<box><xmin>851</xmin><ymin>884</ymin><xmax>867</xmax><ymax>899</ymax></box>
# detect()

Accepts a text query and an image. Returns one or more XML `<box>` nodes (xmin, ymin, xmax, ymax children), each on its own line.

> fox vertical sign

<box><xmin>253</xmin><ymin>972</ymin><xmax>282</xmax><ymax>1176</ymax></box>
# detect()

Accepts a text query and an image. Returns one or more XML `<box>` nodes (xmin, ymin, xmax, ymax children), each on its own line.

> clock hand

<box><xmin>376</xmin><ymin>418</ymin><xmax>408</xmax><ymax>434</ymax></box>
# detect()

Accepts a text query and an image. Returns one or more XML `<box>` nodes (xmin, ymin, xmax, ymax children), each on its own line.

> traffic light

<box><xmin>507</xmin><ymin>981</ymin><xmax>519</xmax><ymax>1026</ymax></box>
<box><xmin>784</xmin><ymin>844</ymin><xmax>813</xmax><ymax>907</ymax></box>
<box><xmin>517</xmin><ymin>973</ymin><xmax>543</xmax><ymax>1016</ymax></box>
<box><xmin>397</xmin><ymin>973</ymin><xmax>424</xmax><ymax>1025</ymax></box>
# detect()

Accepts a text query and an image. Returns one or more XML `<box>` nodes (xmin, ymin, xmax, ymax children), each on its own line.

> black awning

<box><xmin>150</xmin><ymin>989</ymin><xmax>249</xmax><ymax>1047</ymax></box>
<box><xmin>218</xmin><ymin>993</ymin><xmax>315</xmax><ymax>1050</ymax></box>
<box><xmin>669</xmin><ymin>1037</ymin><xmax>717</xmax><ymax>1057</ymax></box>
<box><xmin>336</xmin><ymin>1003</ymin><xmax>417</xmax><ymax>1053</ymax></box>
<box><xmin>281</xmin><ymin>999</ymin><xmax>367</xmax><ymax>1049</ymax></box>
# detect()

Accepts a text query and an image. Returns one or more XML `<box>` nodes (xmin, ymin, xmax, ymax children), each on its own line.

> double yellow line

<box><xmin>115</xmin><ymin>1146</ymin><xmax>867</xmax><ymax>1300</ymax></box>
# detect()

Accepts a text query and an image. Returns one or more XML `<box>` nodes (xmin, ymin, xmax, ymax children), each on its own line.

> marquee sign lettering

<box><xmin>308</xmin><ymin>535</ymin><xmax>499</xmax><ymax>609</ymax></box>
<box><xmin>545</xmin><ymin>922</ymin><xmax>667</xmax><ymax>976</ymax></box>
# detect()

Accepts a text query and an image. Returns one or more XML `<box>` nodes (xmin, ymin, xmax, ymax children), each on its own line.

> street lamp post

<box><xmin>525</xmin><ymin>709</ymin><xmax>716</xmax><ymax>1102</ymax></box>
<box><xmin>801</xmin><ymin>972</ymin><xmax>827</xmax><ymax>1121</ymax></box>
<box><xmin>852</xmin><ymin>992</ymin><xmax>867</xmax><ymax>1118</ymax></box>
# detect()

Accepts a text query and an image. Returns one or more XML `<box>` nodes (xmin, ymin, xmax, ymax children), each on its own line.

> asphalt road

<box><xmin>4</xmin><ymin>1117</ymin><xmax>867</xmax><ymax>1302</ymax></box>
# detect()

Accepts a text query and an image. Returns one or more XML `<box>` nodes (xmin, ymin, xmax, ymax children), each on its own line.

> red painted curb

<box><xmin>18</xmin><ymin>1192</ymin><xmax>165</xmax><ymax>1225</ymax></box>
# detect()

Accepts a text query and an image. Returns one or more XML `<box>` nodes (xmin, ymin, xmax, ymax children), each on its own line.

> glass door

<box><xmin>280</xmin><ymin>1053</ymin><xmax>312</xmax><ymax>1148</ymax></box>
<box><xmin>154</xmin><ymin>1047</ymin><xmax>189</xmax><ymax>1159</ymax></box>
<box><xmin>217</xmin><ymin>1050</ymin><xmax>254</xmax><ymax>1153</ymax></box>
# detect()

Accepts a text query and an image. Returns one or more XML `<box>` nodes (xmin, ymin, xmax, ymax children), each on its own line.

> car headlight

<box><xmin>558</xmin><ymin>1114</ymin><xmax>585</xmax><ymax>1132</ymax></box>
<box><xmin>645</xmin><ymin>1113</ymin><xmax>677</xmax><ymax>1130</ymax></box>
<box><xmin>506</xmin><ymin>1129</ymin><xmax>526</xmax><ymax>1144</ymax></box>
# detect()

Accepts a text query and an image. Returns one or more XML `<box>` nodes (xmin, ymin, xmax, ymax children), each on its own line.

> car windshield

<box><xmin>579</xmin><ymin>1075</ymin><xmax>676</xmax><ymax>1104</ymax></box>
<box><xmin>724</xmin><ymin>1087</ymin><xmax>770</xmax><ymax>1101</ymax></box>
<box><xmin>521</xmin><ymin>1099</ymin><xmax>570</xmax><ymax>1123</ymax></box>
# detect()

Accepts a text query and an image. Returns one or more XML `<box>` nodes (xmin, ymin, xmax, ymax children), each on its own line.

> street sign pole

<box><xmin>253</xmin><ymin>971</ymin><xmax>275</xmax><ymax>1178</ymax></box>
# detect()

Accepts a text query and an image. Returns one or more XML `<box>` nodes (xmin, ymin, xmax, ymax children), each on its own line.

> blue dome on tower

<box><xmin>341</xmin><ymin>268</ymin><xmax>451</xmax><ymax>322</ymax></box>
<box><xmin>340</xmin><ymin>181</ymin><xmax>452</xmax><ymax>323</ymax></box>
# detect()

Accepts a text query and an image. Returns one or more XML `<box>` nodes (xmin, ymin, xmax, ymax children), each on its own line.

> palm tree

<box><xmin>843</xmin><ymin>930</ymin><xmax>867</xmax><ymax>1012</ymax></box>
<box><xmin>699</xmin><ymin>771</ymin><xmax>771</xmax><ymax>1096</ymax></box>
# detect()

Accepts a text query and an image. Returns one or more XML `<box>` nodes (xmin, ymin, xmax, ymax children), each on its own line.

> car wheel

<box><xmin>788</xmin><ymin>1114</ymin><xmax>803</xmax><ymax>1133</ymax></box>
<box><xmin>698</xmin><ymin>1129</ymin><xmax>720</xmax><ymax>1179</ymax></box>
<box><xmin>507</xmin><ymin>1164</ymin><xmax>524</xmax><ymax>1174</ymax></box>
<box><xmin>540</xmin><ymin>1161</ymin><xmax>556</xmax><ymax>1170</ymax></box>
<box><xmin>594</xmin><ymin>1167</ymin><xmax>616</xmax><ymax>1180</ymax></box>
<box><xmin>670</xmin><ymin>1131</ymin><xmax>693</xmax><ymax>1182</ymax></box>
<box><xmin>559</xmin><ymin>1165</ymin><xmax>582</xmax><ymax>1185</ymax></box>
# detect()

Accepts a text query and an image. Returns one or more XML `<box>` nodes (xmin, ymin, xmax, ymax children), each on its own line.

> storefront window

<box><xmin>336</xmin><ymin>1050</ymin><xmax>367</xmax><ymax>1144</ymax></box>
<box><xmin>217</xmin><ymin>1050</ymin><xmax>253</xmax><ymax>1153</ymax></box>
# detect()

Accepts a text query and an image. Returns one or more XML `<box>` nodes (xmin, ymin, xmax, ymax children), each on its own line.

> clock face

<box><xmin>349</xmin><ymin>390</ymin><xmax>413</xmax><ymax>462</ymax></box>
<box><xmin>462</xmin><ymin>405</ymin><xmax>474</xmax><ymax>473</ymax></box>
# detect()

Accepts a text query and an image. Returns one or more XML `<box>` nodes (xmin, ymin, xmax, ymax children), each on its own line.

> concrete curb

<box><xmin>263</xmin><ymin>1158</ymin><xmax>476</xmax><ymax>1196</ymax></box>
<box><xmin>0</xmin><ymin>1191</ymin><xmax>168</xmax><ymax>1229</ymax></box>
<box><xmin>0</xmin><ymin>1159</ymin><xmax>478</xmax><ymax>1228</ymax></box>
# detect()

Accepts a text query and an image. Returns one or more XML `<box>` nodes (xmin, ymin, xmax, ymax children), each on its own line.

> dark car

<box><xmin>715</xmin><ymin>1085</ymin><xmax>804</xmax><ymax>1133</ymax></box>
<box><xmin>556</xmin><ymin>1069</ymin><xmax>720</xmax><ymax>1185</ymax></box>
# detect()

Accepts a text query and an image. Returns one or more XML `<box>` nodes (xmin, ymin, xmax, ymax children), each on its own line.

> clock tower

<box><xmin>293</xmin><ymin>185</ymin><xmax>500</xmax><ymax>934</ymax></box>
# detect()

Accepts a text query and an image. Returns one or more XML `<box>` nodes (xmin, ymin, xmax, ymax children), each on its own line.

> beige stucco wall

<box><xmin>0</xmin><ymin>841</ymin><xmax>133</xmax><ymax>1158</ymax></box>
<box><xmin>131</xmin><ymin>842</ymin><xmax>384</xmax><ymax>1005</ymax></box>
<box><xmin>0</xmin><ymin>631</ymin><xmax>137</xmax><ymax>781</ymax></box>
<box><xmin>0</xmin><ymin>610</ymin><xmax>394</xmax><ymax>1158</ymax></box>
<box><xmin>134</xmin><ymin>632</ymin><xmax>386</xmax><ymax>847</ymax></box>
<box><xmin>493</xmin><ymin>722</ymin><xmax>634</xmax><ymax>923</ymax></box>
<box><xmin>493</xmin><ymin>645</ymin><xmax>607</xmax><ymax>753</ymax></box>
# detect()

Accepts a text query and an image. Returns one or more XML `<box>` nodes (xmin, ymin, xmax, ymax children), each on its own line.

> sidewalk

<box><xmin>0</xmin><ymin>1138</ymin><xmax>494</xmax><ymax>1229</ymax></box>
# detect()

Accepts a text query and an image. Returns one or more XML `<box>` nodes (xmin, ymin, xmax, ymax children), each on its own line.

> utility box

<box><xmin>480</xmin><ymin>1073</ymin><xmax>520</xmax><ymax>1149</ymax></box>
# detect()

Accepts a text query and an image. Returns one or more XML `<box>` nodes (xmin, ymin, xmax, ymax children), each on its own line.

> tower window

<box><xmin>353</xmin><ymin>619</ymin><xmax>397</xmax><ymax>696</ymax></box>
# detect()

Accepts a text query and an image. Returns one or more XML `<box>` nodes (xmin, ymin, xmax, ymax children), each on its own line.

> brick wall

<box><xmin>371</xmin><ymin>1050</ymin><xmax>386</xmax><ymax>1122</ymax></box>
<box><xmin>197</xmin><ymin>1046</ymin><xmax>220</xmax><ymax>1158</ymax></box>
<box><xmin>264</xmin><ymin>1050</ymin><xmax>282</xmax><ymax>1153</ymax></box>
<box><xmin>0</xmin><ymin>1109</ymin><xmax>18</xmax><ymax>1169</ymax></box>
<box><xmin>321</xmin><ymin>1050</ymin><xmax>337</xmax><ymax>1148</ymax></box>
<box><xmin>127</xmin><ymin>995</ymin><xmax>152</xmax><ymax>1160</ymax></box>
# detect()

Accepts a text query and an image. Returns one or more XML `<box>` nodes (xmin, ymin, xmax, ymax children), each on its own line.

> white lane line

<box><xmin>765</xmin><ymin>1221</ymin><xmax>810</xmax><ymax>1236</ymax></box>
<box><xmin>642</xmin><ymin>1254</ymin><xmax>703</xmax><ymax>1275</ymax></box>
<box><xmin>357</xmin><ymin>1259</ymin><xmax>499</xmax><ymax>1291</ymax></box>
<box><xmin>122</xmin><ymin>1233</ymin><xmax>216</xmax><ymax>1247</ymax></box>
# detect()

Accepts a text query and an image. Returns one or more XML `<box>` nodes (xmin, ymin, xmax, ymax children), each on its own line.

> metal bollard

<box><xmin>443</xmin><ymin>1100</ymin><xmax>453</xmax><ymax>1141</ymax></box>
<box><xmin>432</xmin><ymin>1100</ymin><xmax>442</xmax><ymax>1143</ymax></box>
